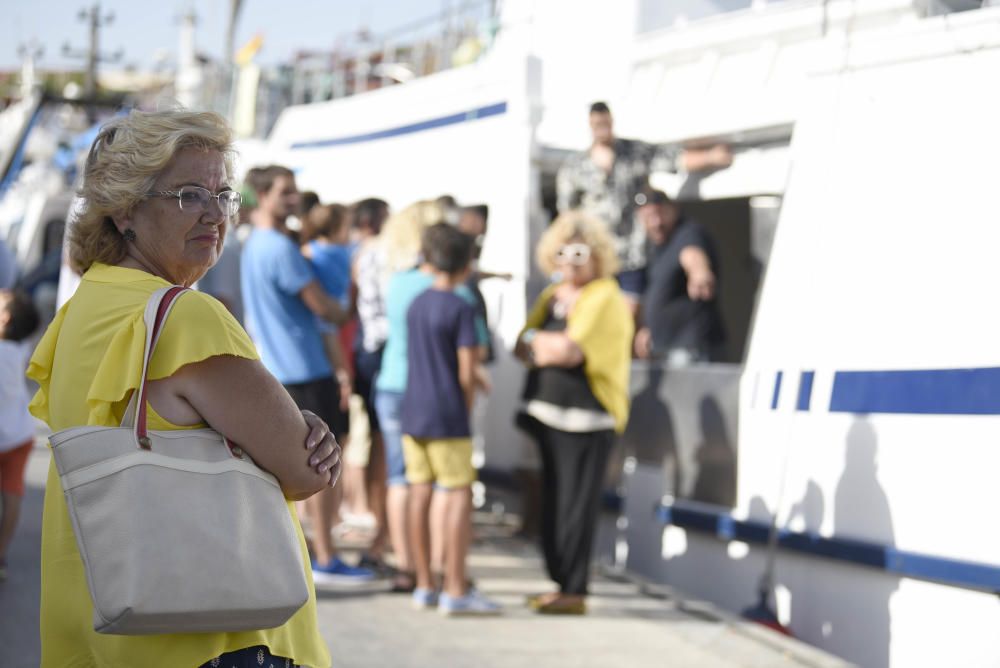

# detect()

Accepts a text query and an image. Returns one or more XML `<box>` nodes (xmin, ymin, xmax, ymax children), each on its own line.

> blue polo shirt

<box><xmin>241</xmin><ymin>228</ymin><xmax>331</xmax><ymax>384</ymax></box>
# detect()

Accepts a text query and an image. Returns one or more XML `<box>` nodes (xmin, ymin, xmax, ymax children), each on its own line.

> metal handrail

<box><xmin>657</xmin><ymin>498</ymin><xmax>1000</xmax><ymax>593</ymax></box>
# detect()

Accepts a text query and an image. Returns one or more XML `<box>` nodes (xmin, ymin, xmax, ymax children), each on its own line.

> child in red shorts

<box><xmin>0</xmin><ymin>290</ymin><xmax>40</xmax><ymax>580</ymax></box>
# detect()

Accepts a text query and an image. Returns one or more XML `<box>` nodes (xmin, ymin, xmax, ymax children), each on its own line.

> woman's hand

<box><xmin>301</xmin><ymin>410</ymin><xmax>343</xmax><ymax>488</ymax></box>
<box><xmin>634</xmin><ymin>326</ymin><xmax>653</xmax><ymax>359</ymax></box>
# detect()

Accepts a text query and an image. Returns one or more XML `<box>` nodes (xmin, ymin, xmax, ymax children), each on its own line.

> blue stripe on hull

<box><xmin>657</xmin><ymin>501</ymin><xmax>1000</xmax><ymax>592</ymax></box>
<box><xmin>771</xmin><ymin>371</ymin><xmax>783</xmax><ymax>410</ymax></box>
<box><xmin>829</xmin><ymin>367</ymin><xmax>1000</xmax><ymax>415</ymax></box>
<box><xmin>290</xmin><ymin>102</ymin><xmax>508</xmax><ymax>150</ymax></box>
<box><xmin>796</xmin><ymin>371</ymin><xmax>814</xmax><ymax>412</ymax></box>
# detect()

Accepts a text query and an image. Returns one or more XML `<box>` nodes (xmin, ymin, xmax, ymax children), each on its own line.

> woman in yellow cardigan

<box><xmin>515</xmin><ymin>211</ymin><xmax>633</xmax><ymax>615</ymax></box>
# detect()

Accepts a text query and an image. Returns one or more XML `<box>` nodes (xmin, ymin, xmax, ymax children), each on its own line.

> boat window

<box><xmin>636</xmin><ymin>0</ymin><xmax>796</xmax><ymax>34</ymax></box>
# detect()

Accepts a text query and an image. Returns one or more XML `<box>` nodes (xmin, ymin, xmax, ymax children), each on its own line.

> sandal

<box><xmin>358</xmin><ymin>553</ymin><xmax>394</xmax><ymax>576</ymax></box>
<box><xmin>390</xmin><ymin>571</ymin><xmax>417</xmax><ymax>593</ymax></box>
<box><xmin>535</xmin><ymin>595</ymin><xmax>587</xmax><ymax>615</ymax></box>
<box><xmin>525</xmin><ymin>592</ymin><xmax>559</xmax><ymax>609</ymax></box>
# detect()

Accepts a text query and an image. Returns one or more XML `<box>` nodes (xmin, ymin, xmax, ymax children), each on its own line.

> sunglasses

<box><xmin>554</xmin><ymin>243</ymin><xmax>592</xmax><ymax>266</ymax></box>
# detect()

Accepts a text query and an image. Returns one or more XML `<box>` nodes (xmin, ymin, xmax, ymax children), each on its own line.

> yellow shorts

<box><xmin>401</xmin><ymin>436</ymin><xmax>476</xmax><ymax>489</ymax></box>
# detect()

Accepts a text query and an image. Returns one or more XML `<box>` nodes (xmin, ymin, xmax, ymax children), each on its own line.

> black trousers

<box><xmin>532</xmin><ymin>424</ymin><xmax>614</xmax><ymax>595</ymax></box>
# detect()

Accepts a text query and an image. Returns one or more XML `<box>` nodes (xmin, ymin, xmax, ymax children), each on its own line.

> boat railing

<box><xmin>656</xmin><ymin>497</ymin><xmax>1000</xmax><ymax>593</ymax></box>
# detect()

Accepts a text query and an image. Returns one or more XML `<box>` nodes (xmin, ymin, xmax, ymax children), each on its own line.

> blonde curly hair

<box><xmin>536</xmin><ymin>210</ymin><xmax>620</xmax><ymax>278</ymax></box>
<box><xmin>68</xmin><ymin>109</ymin><xmax>236</xmax><ymax>273</ymax></box>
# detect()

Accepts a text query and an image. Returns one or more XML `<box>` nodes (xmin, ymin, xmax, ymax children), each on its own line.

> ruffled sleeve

<box><xmin>85</xmin><ymin>290</ymin><xmax>259</xmax><ymax>427</ymax></box>
<box><xmin>148</xmin><ymin>290</ymin><xmax>259</xmax><ymax>380</ymax></box>
<box><xmin>26</xmin><ymin>303</ymin><xmax>68</xmax><ymax>426</ymax></box>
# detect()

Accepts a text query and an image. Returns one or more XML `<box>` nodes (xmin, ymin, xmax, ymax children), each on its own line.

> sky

<box><xmin>0</xmin><ymin>0</ymin><xmax>478</xmax><ymax>71</ymax></box>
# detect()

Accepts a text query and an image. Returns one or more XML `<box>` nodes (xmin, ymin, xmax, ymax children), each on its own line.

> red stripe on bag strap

<box><xmin>135</xmin><ymin>286</ymin><xmax>188</xmax><ymax>447</ymax></box>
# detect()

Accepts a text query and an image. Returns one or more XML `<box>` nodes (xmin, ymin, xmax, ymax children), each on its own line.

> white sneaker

<box><xmin>412</xmin><ymin>587</ymin><xmax>439</xmax><ymax>610</ymax></box>
<box><xmin>438</xmin><ymin>589</ymin><xmax>502</xmax><ymax>617</ymax></box>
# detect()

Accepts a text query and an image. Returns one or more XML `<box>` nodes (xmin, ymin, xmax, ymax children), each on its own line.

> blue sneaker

<box><xmin>311</xmin><ymin>558</ymin><xmax>376</xmax><ymax>585</ymax></box>
<box><xmin>412</xmin><ymin>587</ymin><xmax>439</xmax><ymax>610</ymax></box>
<box><xmin>438</xmin><ymin>589</ymin><xmax>502</xmax><ymax>617</ymax></box>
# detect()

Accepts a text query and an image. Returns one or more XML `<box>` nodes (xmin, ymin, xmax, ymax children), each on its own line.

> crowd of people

<box><xmin>0</xmin><ymin>100</ymin><xmax>733</xmax><ymax>664</ymax></box>
<box><xmin>212</xmin><ymin>165</ymin><xmax>648</xmax><ymax>619</ymax></box>
<box><xmin>195</xmin><ymin>166</ymin><xmax>508</xmax><ymax>614</ymax></box>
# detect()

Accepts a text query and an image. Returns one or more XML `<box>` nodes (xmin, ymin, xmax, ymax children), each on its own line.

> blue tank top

<box><xmin>308</xmin><ymin>240</ymin><xmax>353</xmax><ymax>304</ymax></box>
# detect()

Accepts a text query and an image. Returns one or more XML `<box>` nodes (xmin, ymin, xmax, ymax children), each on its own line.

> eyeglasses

<box><xmin>145</xmin><ymin>186</ymin><xmax>242</xmax><ymax>218</ymax></box>
<box><xmin>554</xmin><ymin>243</ymin><xmax>592</xmax><ymax>266</ymax></box>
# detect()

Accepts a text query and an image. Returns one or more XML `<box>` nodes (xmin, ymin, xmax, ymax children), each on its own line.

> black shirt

<box><xmin>521</xmin><ymin>302</ymin><xmax>605</xmax><ymax>413</ymax></box>
<box><xmin>642</xmin><ymin>218</ymin><xmax>725</xmax><ymax>355</ymax></box>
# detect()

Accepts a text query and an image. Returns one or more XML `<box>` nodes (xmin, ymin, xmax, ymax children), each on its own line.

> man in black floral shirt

<box><xmin>556</xmin><ymin>102</ymin><xmax>731</xmax><ymax>311</ymax></box>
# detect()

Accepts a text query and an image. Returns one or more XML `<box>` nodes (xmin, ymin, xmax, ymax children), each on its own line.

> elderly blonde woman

<box><xmin>27</xmin><ymin>109</ymin><xmax>337</xmax><ymax>667</ymax></box>
<box><xmin>515</xmin><ymin>211</ymin><xmax>634</xmax><ymax>615</ymax></box>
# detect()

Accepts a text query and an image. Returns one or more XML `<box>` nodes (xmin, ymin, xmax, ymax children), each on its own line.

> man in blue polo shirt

<box><xmin>242</xmin><ymin>164</ymin><xmax>374</xmax><ymax>584</ymax></box>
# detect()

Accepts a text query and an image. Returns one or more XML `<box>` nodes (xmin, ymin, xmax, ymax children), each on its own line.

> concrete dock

<box><xmin>0</xmin><ymin>444</ymin><xmax>850</xmax><ymax>668</ymax></box>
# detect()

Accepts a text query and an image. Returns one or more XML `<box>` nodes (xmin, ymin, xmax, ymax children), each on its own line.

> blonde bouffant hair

<box><xmin>380</xmin><ymin>199</ymin><xmax>448</xmax><ymax>272</ymax></box>
<box><xmin>68</xmin><ymin>109</ymin><xmax>236</xmax><ymax>273</ymax></box>
<box><xmin>536</xmin><ymin>210</ymin><xmax>620</xmax><ymax>278</ymax></box>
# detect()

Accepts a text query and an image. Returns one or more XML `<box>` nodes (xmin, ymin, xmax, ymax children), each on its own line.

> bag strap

<box><xmin>120</xmin><ymin>286</ymin><xmax>188</xmax><ymax>449</ymax></box>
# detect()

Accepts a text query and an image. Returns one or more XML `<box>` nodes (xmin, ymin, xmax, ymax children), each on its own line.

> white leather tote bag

<box><xmin>49</xmin><ymin>286</ymin><xmax>309</xmax><ymax>635</ymax></box>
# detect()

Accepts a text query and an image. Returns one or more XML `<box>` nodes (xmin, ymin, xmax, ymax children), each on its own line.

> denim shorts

<box><xmin>374</xmin><ymin>389</ymin><xmax>407</xmax><ymax>487</ymax></box>
<box><xmin>352</xmin><ymin>345</ymin><xmax>384</xmax><ymax>433</ymax></box>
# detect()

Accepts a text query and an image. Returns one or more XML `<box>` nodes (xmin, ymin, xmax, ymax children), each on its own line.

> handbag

<box><xmin>49</xmin><ymin>286</ymin><xmax>309</xmax><ymax>635</ymax></box>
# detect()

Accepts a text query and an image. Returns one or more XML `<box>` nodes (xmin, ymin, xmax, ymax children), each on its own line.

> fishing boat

<box><xmin>262</xmin><ymin>3</ymin><xmax>1000</xmax><ymax>665</ymax></box>
<box><xmin>3</xmin><ymin>2</ymin><xmax>998</xmax><ymax>665</ymax></box>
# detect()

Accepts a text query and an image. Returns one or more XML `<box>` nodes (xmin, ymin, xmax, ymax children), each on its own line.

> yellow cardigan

<box><xmin>521</xmin><ymin>277</ymin><xmax>634</xmax><ymax>432</ymax></box>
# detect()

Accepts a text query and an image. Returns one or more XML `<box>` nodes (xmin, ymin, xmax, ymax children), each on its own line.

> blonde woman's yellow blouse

<box><xmin>27</xmin><ymin>263</ymin><xmax>331</xmax><ymax>668</ymax></box>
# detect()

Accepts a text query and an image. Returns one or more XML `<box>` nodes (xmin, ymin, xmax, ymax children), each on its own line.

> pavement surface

<box><xmin>0</xmin><ymin>442</ymin><xmax>850</xmax><ymax>668</ymax></box>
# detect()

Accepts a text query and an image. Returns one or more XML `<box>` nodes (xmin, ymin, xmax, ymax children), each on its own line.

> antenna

<box><xmin>62</xmin><ymin>2</ymin><xmax>123</xmax><ymax>98</ymax></box>
<box><xmin>16</xmin><ymin>40</ymin><xmax>44</xmax><ymax>98</ymax></box>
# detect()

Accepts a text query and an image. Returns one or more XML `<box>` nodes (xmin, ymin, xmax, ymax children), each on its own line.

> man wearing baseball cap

<box><xmin>633</xmin><ymin>188</ymin><xmax>725</xmax><ymax>365</ymax></box>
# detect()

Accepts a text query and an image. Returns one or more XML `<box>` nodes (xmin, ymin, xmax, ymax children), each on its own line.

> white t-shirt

<box><xmin>0</xmin><ymin>339</ymin><xmax>34</xmax><ymax>452</ymax></box>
